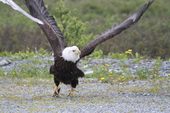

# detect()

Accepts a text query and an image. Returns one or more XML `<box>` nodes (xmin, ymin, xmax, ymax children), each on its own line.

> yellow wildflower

<box><xmin>125</xmin><ymin>49</ymin><xmax>132</xmax><ymax>54</ymax></box>
<box><xmin>100</xmin><ymin>77</ymin><xmax>105</xmax><ymax>81</ymax></box>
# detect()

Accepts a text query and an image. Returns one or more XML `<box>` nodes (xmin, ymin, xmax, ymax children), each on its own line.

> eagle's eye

<box><xmin>72</xmin><ymin>50</ymin><xmax>76</xmax><ymax>52</ymax></box>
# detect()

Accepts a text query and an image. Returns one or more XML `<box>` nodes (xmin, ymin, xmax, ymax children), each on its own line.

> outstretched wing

<box><xmin>0</xmin><ymin>0</ymin><xmax>43</xmax><ymax>24</ymax></box>
<box><xmin>80</xmin><ymin>0</ymin><xmax>154</xmax><ymax>59</ymax></box>
<box><xmin>25</xmin><ymin>0</ymin><xmax>67</xmax><ymax>58</ymax></box>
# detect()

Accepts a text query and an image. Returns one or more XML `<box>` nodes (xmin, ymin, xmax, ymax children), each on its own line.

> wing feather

<box><xmin>0</xmin><ymin>0</ymin><xmax>43</xmax><ymax>24</ymax></box>
<box><xmin>25</xmin><ymin>0</ymin><xmax>67</xmax><ymax>58</ymax></box>
<box><xmin>80</xmin><ymin>0</ymin><xmax>154</xmax><ymax>59</ymax></box>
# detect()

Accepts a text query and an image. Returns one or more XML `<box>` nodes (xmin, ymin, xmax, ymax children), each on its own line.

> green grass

<box><xmin>86</xmin><ymin>50</ymin><xmax>167</xmax><ymax>83</ymax></box>
<box><xmin>0</xmin><ymin>63</ymin><xmax>51</xmax><ymax>79</ymax></box>
<box><xmin>0</xmin><ymin>50</ymin><xmax>52</xmax><ymax>78</ymax></box>
<box><xmin>0</xmin><ymin>50</ymin><xmax>169</xmax><ymax>85</ymax></box>
<box><xmin>0</xmin><ymin>48</ymin><xmax>50</xmax><ymax>58</ymax></box>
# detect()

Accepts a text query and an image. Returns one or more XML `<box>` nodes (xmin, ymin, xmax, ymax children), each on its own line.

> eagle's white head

<box><xmin>62</xmin><ymin>46</ymin><xmax>81</xmax><ymax>63</ymax></box>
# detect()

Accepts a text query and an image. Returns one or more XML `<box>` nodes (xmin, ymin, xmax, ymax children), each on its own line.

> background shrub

<box><xmin>0</xmin><ymin>0</ymin><xmax>169</xmax><ymax>58</ymax></box>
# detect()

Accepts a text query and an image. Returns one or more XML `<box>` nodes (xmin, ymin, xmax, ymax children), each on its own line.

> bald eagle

<box><xmin>1</xmin><ymin>0</ymin><xmax>154</xmax><ymax>96</ymax></box>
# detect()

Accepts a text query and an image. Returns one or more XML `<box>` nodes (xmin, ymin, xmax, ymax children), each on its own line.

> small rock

<box><xmin>0</xmin><ymin>59</ymin><xmax>11</xmax><ymax>67</ymax></box>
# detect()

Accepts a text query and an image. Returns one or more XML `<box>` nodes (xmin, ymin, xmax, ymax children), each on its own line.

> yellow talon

<box><xmin>68</xmin><ymin>88</ymin><xmax>78</xmax><ymax>96</ymax></box>
<box><xmin>53</xmin><ymin>85</ymin><xmax>60</xmax><ymax>97</ymax></box>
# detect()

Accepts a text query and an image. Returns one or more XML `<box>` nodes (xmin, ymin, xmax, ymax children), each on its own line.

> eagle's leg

<box><xmin>68</xmin><ymin>79</ymin><xmax>78</xmax><ymax>96</ymax></box>
<box><xmin>53</xmin><ymin>77</ymin><xmax>60</xmax><ymax>97</ymax></box>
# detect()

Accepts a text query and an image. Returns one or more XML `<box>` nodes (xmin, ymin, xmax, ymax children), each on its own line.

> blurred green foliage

<box><xmin>0</xmin><ymin>0</ymin><xmax>170</xmax><ymax>58</ymax></box>
<box><xmin>52</xmin><ymin>0</ymin><xmax>93</xmax><ymax>47</ymax></box>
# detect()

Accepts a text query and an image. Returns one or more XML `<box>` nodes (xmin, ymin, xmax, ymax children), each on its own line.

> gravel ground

<box><xmin>0</xmin><ymin>57</ymin><xmax>170</xmax><ymax>112</ymax></box>
<box><xmin>0</xmin><ymin>77</ymin><xmax>170</xmax><ymax>113</ymax></box>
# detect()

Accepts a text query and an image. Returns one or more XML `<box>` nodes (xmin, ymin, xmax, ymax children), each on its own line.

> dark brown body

<box><xmin>50</xmin><ymin>57</ymin><xmax>84</xmax><ymax>88</ymax></box>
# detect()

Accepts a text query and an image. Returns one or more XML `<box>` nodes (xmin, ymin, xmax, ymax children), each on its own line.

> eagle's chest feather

<box><xmin>50</xmin><ymin>58</ymin><xmax>84</xmax><ymax>84</ymax></box>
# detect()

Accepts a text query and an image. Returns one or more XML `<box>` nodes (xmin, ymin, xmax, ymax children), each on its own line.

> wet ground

<box><xmin>0</xmin><ymin>77</ymin><xmax>169</xmax><ymax>113</ymax></box>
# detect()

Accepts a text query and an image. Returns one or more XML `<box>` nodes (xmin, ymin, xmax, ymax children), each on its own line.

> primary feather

<box><xmin>25</xmin><ymin>0</ymin><xmax>67</xmax><ymax>58</ymax></box>
<box><xmin>0</xmin><ymin>0</ymin><xmax>43</xmax><ymax>24</ymax></box>
<box><xmin>80</xmin><ymin>0</ymin><xmax>154</xmax><ymax>58</ymax></box>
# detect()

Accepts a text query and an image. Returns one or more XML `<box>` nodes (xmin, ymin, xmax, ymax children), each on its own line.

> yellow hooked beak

<box><xmin>76</xmin><ymin>50</ymin><xmax>81</xmax><ymax>55</ymax></box>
